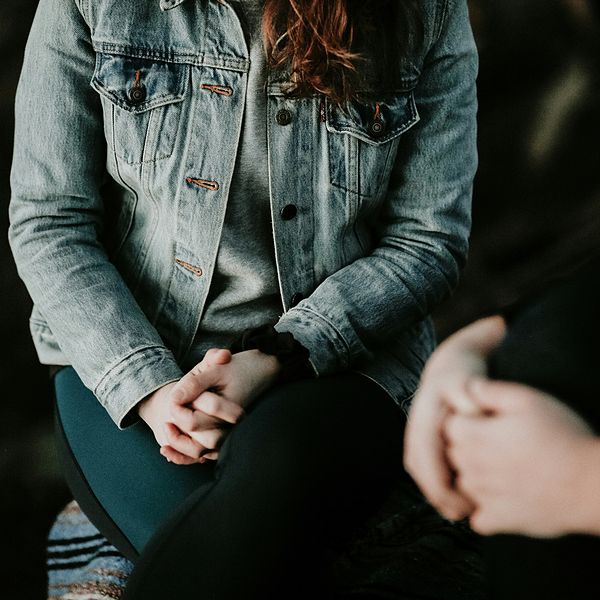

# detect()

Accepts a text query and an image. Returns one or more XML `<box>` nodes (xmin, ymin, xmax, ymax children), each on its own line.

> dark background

<box><xmin>1</xmin><ymin>1</ymin><xmax>599</xmax><ymax>598</ymax></box>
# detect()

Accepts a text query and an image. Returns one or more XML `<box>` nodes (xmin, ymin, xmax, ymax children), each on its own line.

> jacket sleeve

<box><xmin>8</xmin><ymin>0</ymin><xmax>183</xmax><ymax>428</ymax></box>
<box><xmin>274</xmin><ymin>0</ymin><xmax>478</xmax><ymax>374</ymax></box>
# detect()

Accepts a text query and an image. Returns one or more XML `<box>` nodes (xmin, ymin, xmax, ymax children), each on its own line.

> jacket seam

<box><xmin>91</xmin><ymin>41</ymin><xmax>250</xmax><ymax>72</ymax></box>
<box><xmin>434</xmin><ymin>0</ymin><xmax>451</xmax><ymax>47</ymax></box>
<box><xmin>94</xmin><ymin>344</ymin><xmax>173</xmax><ymax>395</ymax></box>
<box><xmin>74</xmin><ymin>0</ymin><xmax>91</xmax><ymax>28</ymax></box>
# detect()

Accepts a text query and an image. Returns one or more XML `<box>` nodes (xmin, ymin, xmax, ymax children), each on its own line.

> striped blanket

<box><xmin>47</xmin><ymin>482</ymin><xmax>487</xmax><ymax>600</ymax></box>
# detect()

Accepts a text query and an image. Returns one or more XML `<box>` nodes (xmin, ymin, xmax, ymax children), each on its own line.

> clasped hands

<box><xmin>138</xmin><ymin>348</ymin><xmax>281</xmax><ymax>465</ymax></box>
<box><xmin>404</xmin><ymin>316</ymin><xmax>597</xmax><ymax>538</ymax></box>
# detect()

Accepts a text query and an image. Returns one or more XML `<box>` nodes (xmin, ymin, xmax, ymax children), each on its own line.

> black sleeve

<box><xmin>488</xmin><ymin>253</ymin><xmax>600</xmax><ymax>431</ymax></box>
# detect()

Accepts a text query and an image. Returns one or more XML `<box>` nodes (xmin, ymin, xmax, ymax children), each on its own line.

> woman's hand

<box><xmin>138</xmin><ymin>348</ymin><xmax>243</xmax><ymax>465</ymax></box>
<box><xmin>404</xmin><ymin>316</ymin><xmax>507</xmax><ymax>520</ymax></box>
<box><xmin>161</xmin><ymin>348</ymin><xmax>282</xmax><ymax>464</ymax></box>
<box><xmin>444</xmin><ymin>379</ymin><xmax>599</xmax><ymax>537</ymax></box>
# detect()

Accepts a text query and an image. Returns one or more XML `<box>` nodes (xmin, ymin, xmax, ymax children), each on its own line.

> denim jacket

<box><xmin>9</xmin><ymin>0</ymin><xmax>478</xmax><ymax>427</ymax></box>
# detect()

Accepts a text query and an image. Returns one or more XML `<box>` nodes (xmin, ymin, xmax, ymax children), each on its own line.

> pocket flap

<box><xmin>91</xmin><ymin>53</ymin><xmax>189</xmax><ymax>114</ymax></box>
<box><xmin>326</xmin><ymin>91</ymin><xmax>419</xmax><ymax>146</ymax></box>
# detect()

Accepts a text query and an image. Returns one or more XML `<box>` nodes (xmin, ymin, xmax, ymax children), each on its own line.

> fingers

<box><xmin>170</xmin><ymin>392</ymin><xmax>243</xmax><ymax>433</ymax></box>
<box><xmin>449</xmin><ymin>315</ymin><xmax>507</xmax><ymax>355</ymax></box>
<box><xmin>171</xmin><ymin>347</ymin><xmax>234</xmax><ymax>408</ymax></box>
<box><xmin>469</xmin><ymin>506</ymin><xmax>506</xmax><ymax>536</ymax></box>
<box><xmin>171</xmin><ymin>363</ymin><xmax>221</xmax><ymax>407</ymax></box>
<box><xmin>416</xmin><ymin>446</ymin><xmax>475</xmax><ymax>521</ymax></box>
<box><xmin>170</xmin><ymin>404</ymin><xmax>223</xmax><ymax>434</ymax></box>
<box><xmin>444</xmin><ymin>413</ymin><xmax>493</xmax><ymax>506</ymax></box>
<box><xmin>160</xmin><ymin>445</ymin><xmax>201</xmax><ymax>466</ymax></box>
<box><xmin>163</xmin><ymin>422</ymin><xmax>205</xmax><ymax>460</ymax></box>
<box><xmin>160</xmin><ymin>445</ymin><xmax>219</xmax><ymax>465</ymax></box>
<box><xmin>404</xmin><ymin>404</ymin><xmax>475</xmax><ymax>520</ymax></box>
<box><xmin>187</xmin><ymin>427</ymin><xmax>226</xmax><ymax>451</ymax></box>
<box><xmin>191</xmin><ymin>391</ymin><xmax>244</xmax><ymax>425</ymax></box>
<box><xmin>169</xmin><ymin>367</ymin><xmax>243</xmax><ymax>431</ymax></box>
<box><xmin>465</xmin><ymin>378</ymin><xmax>528</xmax><ymax>414</ymax></box>
<box><xmin>446</xmin><ymin>376</ymin><xmax>534</xmax><ymax>418</ymax></box>
<box><xmin>444</xmin><ymin>412</ymin><xmax>486</xmax><ymax>459</ymax></box>
<box><xmin>442</xmin><ymin>379</ymin><xmax>484</xmax><ymax>417</ymax></box>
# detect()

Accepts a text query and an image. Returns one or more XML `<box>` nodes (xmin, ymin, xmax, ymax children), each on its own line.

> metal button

<box><xmin>369</xmin><ymin>120</ymin><xmax>385</xmax><ymax>136</ymax></box>
<box><xmin>128</xmin><ymin>85</ymin><xmax>146</xmax><ymax>104</ymax></box>
<box><xmin>290</xmin><ymin>292</ymin><xmax>304</xmax><ymax>307</ymax></box>
<box><xmin>276</xmin><ymin>109</ymin><xmax>292</xmax><ymax>126</ymax></box>
<box><xmin>280</xmin><ymin>204</ymin><xmax>298</xmax><ymax>220</ymax></box>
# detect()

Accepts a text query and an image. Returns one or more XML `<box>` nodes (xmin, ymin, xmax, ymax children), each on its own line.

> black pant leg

<box><xmin>123</xmin><ymin>372</ymin><xmax>407</xmax><ymax>600</ymax></box>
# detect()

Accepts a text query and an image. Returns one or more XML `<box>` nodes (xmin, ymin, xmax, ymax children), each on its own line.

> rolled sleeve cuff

<box><xmin>94</xmin><ymin>345</ymin><xmax>184</xmax><ymax>429</ymax></box>
<box><xmin>274</xmin><ymin>307</ymin><xmax>350</xmax><ymax>377</ymax></box>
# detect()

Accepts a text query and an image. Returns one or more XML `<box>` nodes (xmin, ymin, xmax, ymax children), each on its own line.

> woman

<box><xmin>9</xmin><ymin>0</ymin><xmax>478</xmax><ymax>597</ymax></box>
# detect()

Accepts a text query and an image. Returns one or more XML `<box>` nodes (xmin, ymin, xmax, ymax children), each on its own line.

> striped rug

<box><xmin>47</xmin><ymin>501</ymin><xmax>132</xmax><ymax>600</ymax></box>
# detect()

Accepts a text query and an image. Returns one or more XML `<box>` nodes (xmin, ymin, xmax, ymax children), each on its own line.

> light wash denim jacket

<box><xmin>9</xmin><ymin>0</ymin><xmax>478</xmax><ymax>427</ymax></box>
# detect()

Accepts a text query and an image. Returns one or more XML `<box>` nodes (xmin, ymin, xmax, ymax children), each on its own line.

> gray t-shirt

<box><xmin>185</xmin><ymin>0</ymin><xmax>282</xmax><ymax>367</ymax></box>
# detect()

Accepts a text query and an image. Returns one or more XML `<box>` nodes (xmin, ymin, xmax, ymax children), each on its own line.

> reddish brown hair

<box><xmin>262</xmin><ymin>0</ymin><xmax>422</xmax><ymax>104</ymax></box>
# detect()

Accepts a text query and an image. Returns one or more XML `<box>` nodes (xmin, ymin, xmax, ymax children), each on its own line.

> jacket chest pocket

<box><xmin>91</xmin><ymin>52</ymin><xmax>189</xmax><ymax>165</ymax></box>
<box><xmin>326</xmin><ymin>91</ymin><xmax>419</xmax><ymax>198</ymax></box>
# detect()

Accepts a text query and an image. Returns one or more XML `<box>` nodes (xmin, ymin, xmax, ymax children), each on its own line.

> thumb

<box><xmin>172</xmin><ymin>366</ymin><xmax>220</xmax><ymax>406</ymax></box>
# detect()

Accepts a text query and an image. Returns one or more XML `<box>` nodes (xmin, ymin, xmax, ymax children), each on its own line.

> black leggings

<box><xmin>54</xmin><ymin>367</ymin><xmax>407</xmax><ymax>599</ymax></box>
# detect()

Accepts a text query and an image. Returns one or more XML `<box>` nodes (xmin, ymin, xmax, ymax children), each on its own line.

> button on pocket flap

<box><xmin>326</xmin><ymin>92</ymin><xmax>419</xmax><ymax>146</ymax></box>
<box><xmin>91</xmin><ymin>53</ymin><xmax>189</xmax><ymax>114</ymax></box>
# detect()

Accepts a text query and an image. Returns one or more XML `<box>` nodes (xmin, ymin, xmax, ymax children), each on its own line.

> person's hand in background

<box><xmin>444</xmin><ymin>379</ymin><xmax>600</xmax><ymax>537</ymax></box>
<box><xmin>404</xmin><ymin>315</ymin><xmax>507</xmax><ymax>520</ymax></box>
